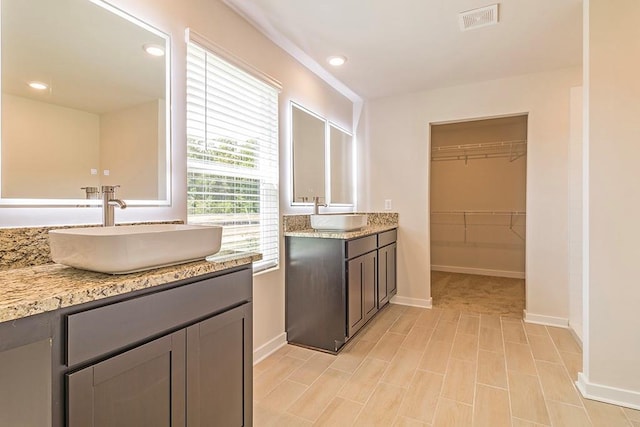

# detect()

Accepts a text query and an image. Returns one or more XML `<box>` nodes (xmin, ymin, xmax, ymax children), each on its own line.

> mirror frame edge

<box><xmin>0</xmin><ymin>0</ymin><xmax>173</xmax><ymax>207</ymax></box>
<box><xmin>289</xmin><ymin>101</ymin><xmax>326</xmax><ymax>207</ymax></box>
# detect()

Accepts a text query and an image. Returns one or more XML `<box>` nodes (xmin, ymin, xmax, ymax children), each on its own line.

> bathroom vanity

<box><xmin>284</xmin><ymin>218</ymin><xmax>397</xmax><ymax>353</ymax></box>
<box><xmin>0</xmin><ymin>252</ymin><xmax>259</xmax><ymax>427</ymax></box>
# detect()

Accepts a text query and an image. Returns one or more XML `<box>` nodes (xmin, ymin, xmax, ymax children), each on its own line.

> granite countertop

<box><xmin>283</xmin><ymin>224</ymin><xmax>397</xmax><ymax>239</ymax></box>
<box><xmin>0</xmin><ymin>251</ymin><xmax>261</xmax><ymax>324</ymax></box>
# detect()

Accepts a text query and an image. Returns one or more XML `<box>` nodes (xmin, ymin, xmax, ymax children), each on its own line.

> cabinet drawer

<box><xmin>378</xmin><ymin>229</ymin><xmax>397</xmax><ymax>247</ymax></box>
<box><xmin>66</xmin><ymin>267</ymin><xmax>251</xmax><ymax>367</ymax></box>
<box><xmin>345</xmin><ymin>235</ymin><xmax>377</xmax><ymax>259</ymax></box>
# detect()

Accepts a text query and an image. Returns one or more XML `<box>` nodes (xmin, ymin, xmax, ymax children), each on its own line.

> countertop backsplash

<box><xmin>0</xmin><ymin>220</ymin><xmax>183</xmax><ymax>271</ymax></box>
<box><xmin>283</xmin><ymin>212</ymin><xmax>398</xmax><ymax>233</ymax></box>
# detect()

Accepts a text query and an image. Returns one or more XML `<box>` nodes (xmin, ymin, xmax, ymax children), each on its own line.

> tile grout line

<box><xmin>385</xmin><ymin>307</ymin><xmax>439</xmax><ymax>425</ymax></box>
<box><xmin>336</xmin><ymin>307</ymin><xmax>403</xmax><ymax>425</ymax></box>
<box><xmin>544</xmin><ymin>325</ymin><xmax>596</xmax><ymax>426</ymax></box>
<box><xmin>412</xmin><ymin>308</ymin><xmax>445</xmax><ymax>425</ymax></box>
<box><xmin>530</xmin><ymin>324</ymin><xmax>572</xmax><ymax>426</ymax></box>
<box><xmin>435</xmin><ymin>310</ymin><xmax>462</xmax><ymax>423</ymax></box>
<box><xmin>471</xmin><ymin>314</ymin><xmax>481</xmax><ymax>426</ymax></box>
<box><xmin>500</xmin><ymin>314</ymin><xmax>517</xmax><ymax>425</ymax></box>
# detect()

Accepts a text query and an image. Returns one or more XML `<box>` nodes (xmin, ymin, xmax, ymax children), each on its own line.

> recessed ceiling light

<box><xmin>28</xmin><ymin>81</ymin><xmax>48</xmax><ymax>90</ymax></box>
<box><xmin>143</xmin><ymin>43</ymin><xmax>165</xmax><ymax>57</ymax></box>
<box><xmin>327</xmin><ymin>55</ymin><xmax>347</xmax><ymax>66</ymax></box>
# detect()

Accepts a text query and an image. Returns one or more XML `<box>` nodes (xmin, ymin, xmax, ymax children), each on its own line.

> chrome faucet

<box><xmin>312</xmin><ymin>196</ymin><xmax>326</xmax><ymax>215</ymax></box>
<box><xmin>101</xmin><ymin>185</ymin><xmax>127</xmax><ymax>226</ymax></box>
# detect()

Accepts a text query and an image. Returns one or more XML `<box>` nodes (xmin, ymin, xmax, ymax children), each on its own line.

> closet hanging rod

<box><xmin>431</xmin><ymin>140</ymin><xmax>527</xmax><ymax>153</ymax></box>
<box><xmin>431</xmin><ymin>140</ymin><xmax>527</xmax><ymax>163</ymax></box>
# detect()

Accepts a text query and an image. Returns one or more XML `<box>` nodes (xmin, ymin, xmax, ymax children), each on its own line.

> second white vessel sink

<box><xmin>310</xmin><ymin>214</ymin><xmax>368</xmax><ymax>231</ymax></box>
<box><xmin>49</xmin><ymin>224</ymin><xmax>223</xmax><ymax>274</ymax></box>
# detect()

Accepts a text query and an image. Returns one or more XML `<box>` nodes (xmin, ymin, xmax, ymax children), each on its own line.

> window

<box><xmin>186</xmin><ymin>40</ymin><xmax>279</xmax><ymax>272</ymax></box>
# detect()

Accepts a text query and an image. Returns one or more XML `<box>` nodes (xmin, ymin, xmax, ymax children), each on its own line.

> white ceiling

<box><xmin>224</xmin><ymin>0</ymin><xmax>583</xmax><ymax>101</ymax></box>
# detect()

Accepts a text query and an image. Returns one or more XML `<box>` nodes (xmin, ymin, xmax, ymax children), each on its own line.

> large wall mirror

<box><xmin>0</xmin><ymin>0</ymin><xmax>171</xmax><ymax>206</ymax></box>
<box><xmin>291</xmin><ymin>103</ymin><xmax>325</xmax><ymax>203</ymax></box>
<box><xmin>290</xmin><ymin>102</ymin><xmax>354</xmax><ymax>206</ymax></box>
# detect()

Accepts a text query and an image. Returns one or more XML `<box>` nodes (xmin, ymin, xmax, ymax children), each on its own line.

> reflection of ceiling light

<box><xmin>28</xmin><ymin>81</ymin><xmax>48</xmax><ymax>90</ymax></box>
<box><xmin>327</xmin><ymin>55</ymin><xmax>347</xmax><ymax>66</ymax></box>
<box><xmin>143</xmin><ymin>43</ymin><xmax>165</xmax><ymax>57</ymax></box>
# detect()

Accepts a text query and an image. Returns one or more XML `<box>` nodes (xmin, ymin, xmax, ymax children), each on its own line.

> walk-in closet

<box><xmin>429</xmin><ymin>115</ymin><xmax>527</xmax><ymax>317</ymax></box>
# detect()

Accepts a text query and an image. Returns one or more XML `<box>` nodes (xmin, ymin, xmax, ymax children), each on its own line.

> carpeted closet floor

<box><xmin>431</xmin><ymin>271</ymin><xmax>525</xmax><ymax>318</ymax></box>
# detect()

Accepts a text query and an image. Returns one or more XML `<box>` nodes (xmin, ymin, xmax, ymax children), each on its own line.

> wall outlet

<box><xmin>103</xmin><ymin>169</ymin><xmax>110</xmax><ymax>176</ymax></box>
<box><xmin>384</xmin><ymin>199</ymin><xmax>392</xmax><ymax>210</ymax></box>
<box><xmin>90</xmin><ymin>168</ymin><xmax>98</xmax><ymax>175</ymax></box>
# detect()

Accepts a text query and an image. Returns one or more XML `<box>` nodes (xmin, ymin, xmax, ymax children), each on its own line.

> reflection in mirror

<box><xmin>329</xmin><ymin>124</ymin><xmax>353</xmax><ymax>205</ymax></box>
<box><xmin>1</xmin><ymin>0</ymin><xmax>170</xmax><ymax>205</ymax></box>
<box><xmin>291</xmin><ymin>103</ymin><xmax>325</xmax><ymax>203</ymax></box>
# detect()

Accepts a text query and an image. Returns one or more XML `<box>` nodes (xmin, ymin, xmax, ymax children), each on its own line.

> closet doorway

<box><xmin>429</xmin><ymin>115</ymin><xmax>527</xmax><ymax>317</ymax></box>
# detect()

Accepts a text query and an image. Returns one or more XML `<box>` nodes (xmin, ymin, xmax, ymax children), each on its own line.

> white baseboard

<box><xmin>390</xmin><ymin>295</ymin><xmax>432</xmax><ymax>308</ymax></box>
<box><xmin>577</xmin><ymin>372</ymin><xmax>640</xmax><ymax>410</ymax></box>
<box><xmin>568</xmin><ymin>322</ymin><xmax>583</xmax><ymax>349</ymax></box>
<box><xmin>431</xmin><ymin>264</ymin><xmax>525</xmax><ymax>279</ymax></box>
<box><xmin>253</xmin><ymin>332</ymin><xmax>287</xmax><ymax>365</ymax></box>
<box><xmin>523</xmin><ymin>310</ymin><xmax>569</xmax><ymax>328</ymax></box>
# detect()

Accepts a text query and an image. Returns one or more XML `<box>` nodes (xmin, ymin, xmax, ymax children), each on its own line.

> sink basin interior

<box><xmin>49</xmin><ymin>224</ymin><xmax>223</xmax><ymax>274</ymax></box>
<box><xmin>310</xmin><ymin>214</ymin><xmax>368</xmax><ymax>231</ymax></box>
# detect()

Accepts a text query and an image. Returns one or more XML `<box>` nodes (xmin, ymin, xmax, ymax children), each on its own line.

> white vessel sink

<box><xmin>310</xmin><ymin>214</ymin><xmax>368</xmax><ymax>231</ymax></box>
<box><xmin>49</xmin><ymin>224</ymin><xmax>223</xmax><ymax>274</ymax></box>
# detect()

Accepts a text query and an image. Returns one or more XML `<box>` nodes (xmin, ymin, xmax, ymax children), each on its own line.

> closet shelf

<box><xmin>431</xmin><ymin>140</ymin><xmax>527</xmax><ymax>163</ymax></box>
<box><xmin>431</xmin><ymin>210</ymin><xmax>526</xmax><ymax>216</ymax></box>
<box><xmin>431</xmin><ymin>210</ymin><xmax>526</xmax><ymax>242</ymax></box>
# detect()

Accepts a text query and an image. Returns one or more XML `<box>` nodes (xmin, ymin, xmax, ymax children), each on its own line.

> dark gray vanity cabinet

<box><xmin>67</xmin><ymin>301</ymin><xmax>252</xmax><ymax>427</ymax></box>
<box><xmin>63</xmin><ymin>266</ymin><xmax>253</xmax><ymax>427</ymax></box>
<box><xmin>285</xmin><ymin>228</ymin><xmax>397</xmax><ymax>353</ymax></box>
<box><xmin>0</xmin><ymin>264</ymin><xmax>253</xmax><ymax>427</ymax></box>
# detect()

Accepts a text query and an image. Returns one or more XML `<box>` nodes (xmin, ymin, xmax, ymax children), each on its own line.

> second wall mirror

<box><xmin>290</xmin><ymin>102</ymin><xmax>354</xmax><ymax>207</ymax></box>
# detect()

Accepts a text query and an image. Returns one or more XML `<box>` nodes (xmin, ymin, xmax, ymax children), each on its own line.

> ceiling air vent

<box><xmin>459</xmin><ymin>4</ymin><xmax>499</xmax><ymax>31</ymax></box>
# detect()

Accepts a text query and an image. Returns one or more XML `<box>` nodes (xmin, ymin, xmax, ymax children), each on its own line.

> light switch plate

<box><xmin>384</xmin><ymin>199</ymin><xmax>392</xmax><ymax>210</ymax></box>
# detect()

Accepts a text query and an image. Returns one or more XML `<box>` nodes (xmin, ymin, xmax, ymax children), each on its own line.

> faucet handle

<box><xmin>101</xmin><ymin>185</ymin><xmax>120</xmax><ymax>193</ymax></box>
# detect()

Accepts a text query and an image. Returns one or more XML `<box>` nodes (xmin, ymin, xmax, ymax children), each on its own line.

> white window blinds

<box><xmin>186</xmin><ymin>41</ymin><xmax>279</xmax><ymax>272</ymax></box>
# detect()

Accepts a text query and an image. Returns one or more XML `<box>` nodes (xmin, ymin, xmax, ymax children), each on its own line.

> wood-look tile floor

<box><xmin>253</xmin><ymin>304</ymin><xmax>640</xmax><ymax>426</ymax></box>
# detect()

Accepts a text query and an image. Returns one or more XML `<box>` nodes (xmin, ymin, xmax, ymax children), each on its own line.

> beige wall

<box><xmin>578</xmin><ymin>0</ymin><xmax>640</xmax><ymax>407</ymax></box>
<box><xmin>1</xmin><ymin>94</ymin><xmax>100</xmax><ymax>199</ymax></box>
<box><xmin>100</xmin><ymin>100</ymin><xmax>162</xmax><ymax>200</ymax></box>
<box><xmin>430</xmin><ymin>117</ymin><xmax>527</xmax><ymax>277</ymax></box>
<box><xmin>568</xmin><ymin>86</ymin><xmax>583</xmax><ymax>342</ymax></box>
<box><xmin>361</xmin><ymin>67</ymin><xmax>581</xmax><ymax>319</ymax></box>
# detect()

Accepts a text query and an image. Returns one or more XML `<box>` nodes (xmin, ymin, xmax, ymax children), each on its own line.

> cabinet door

<box><xmin>348</xmin><ymin>251</ymin><xmax>378</xmax><ymax>337</ymax></box>
<box><xmin>378</xmin><ymin>243</ymin><xmax>397</xmax><ymax>307</ymax></box>
<box><xmin>187</xmin><ymin>303</ymin><xmax>252</xmax><ymax>427</ymax></box>
<box><xmin>0</xmin><ymin>339</ymin><xmax>51</xmax><ymax>427</ymax></box>
<box><xmin>387</xmin><ymin>243</ymin><xmax>397</xmax><ymax>297</ymax></box>
<box><xmin>67</xmin><ymin>330</ymin><xmax>186</xmax><ymax>427</ymax></box>
<box><xmin>363</xmin><ymin>251</ymin><xmax>378</xmax><ymax>321</ymax></box>
<box><xmin>348</xmin><ymin>256</ymin><xmax>365</xmax><ymax>336</ymax></box>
